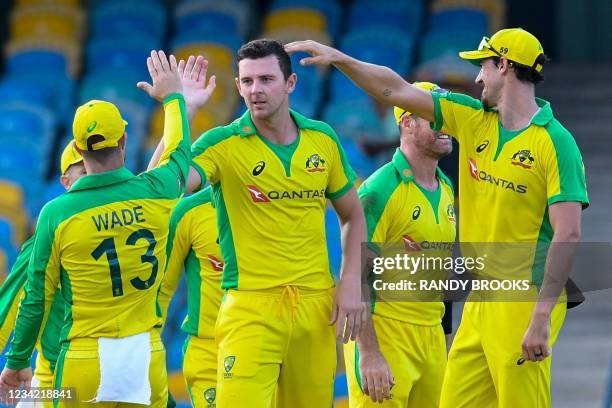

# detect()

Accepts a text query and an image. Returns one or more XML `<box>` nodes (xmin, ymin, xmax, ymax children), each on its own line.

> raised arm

<box><xmin>285</xmin><ymin>40</ymin><xmax>434</xmax><ymax>122</ymax></box>
<box><xmin>145</xmin><ymin>55</ymin><xmax>216</xmax><ymax>176</ymax></box>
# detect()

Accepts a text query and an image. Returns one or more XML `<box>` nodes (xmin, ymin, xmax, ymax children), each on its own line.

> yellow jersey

<box><xmin>6</xmin><ymin>94</ymin><xmax>190</xmax><ymax>370</ymax></box>
<box><xmin>159</xmin><ymin>186</ymin><xmax>223</xmax><ymax>339</ymax></box>
<box><xmin>360</xmin><ymin>148</ymin><xmax>456</xmax><ymax>325</ymax></box>
<box><xmin>431</xmin><ymin>92</ymin><xmax>588</xmax><ymax>284</ymax></box>
<box><xmin>191</xmin><ymin>109</ymin><xmax>356</xmax><ymax>290</ymax></box>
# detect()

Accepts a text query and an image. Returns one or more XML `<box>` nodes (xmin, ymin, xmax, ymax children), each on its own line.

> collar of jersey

<box><xmin>69</xmin><ymin>167</ymin><xmax>135</xmax><ymax>192</ymax></box>
<box><xmin>235</xmin><ymin>108</ymin><xmax>312</xmax><ymax>137</ymax></box>
<box><xmin>531</xmin><ymin>97</ymin><xmax>553</xmax><ymax>126</ymax></box>
<box><xmin>392</xmin><ymin>148</ymin><xmax>446</xmax><ymax>184</ymax></box>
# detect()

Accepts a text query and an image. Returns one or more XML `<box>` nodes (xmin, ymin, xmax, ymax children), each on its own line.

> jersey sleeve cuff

<box><xmin>548</xmin><ymin>194</ymin><xmax>589</xmax><ymax>209</ymax></box>
<box><xmin>430</xmin><ymin>92</ymin><xmax>444</xmax><ymax>132</ymax></box>
<box><xmin>190</xmin><ymin>161</ymin><xmax>207</xmax><ymax>192</ymax></box>
<box><xmin>163</xmin><ymin>93</ymin><xmax>185</xmax><ymax>105</ymax></box>
<box><xmin>5</xmin><ymin>357</ymin><xmax>31</xmax><ymax>370</ymax></box>
<box><xmin>326</xmin><ymin>178</ymin><xmax>355</xmax><ymax>200</ymax></box>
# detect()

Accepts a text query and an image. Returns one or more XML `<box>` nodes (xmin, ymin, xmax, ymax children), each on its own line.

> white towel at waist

<box><xmin>91</xmin><ymin>332</ymin><xmax>151</xmax><ymax>405</ymax></box>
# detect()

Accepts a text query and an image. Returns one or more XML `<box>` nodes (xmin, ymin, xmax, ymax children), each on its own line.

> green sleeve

<box><xmin>0</xmin><ymin>237</ymin><xmax>33</xmax><ymax>350</ymax></box>
<box><xmin>6</xmin><ymin>209</ymin><xmax>59</xmax><ymax>370</ymax></box>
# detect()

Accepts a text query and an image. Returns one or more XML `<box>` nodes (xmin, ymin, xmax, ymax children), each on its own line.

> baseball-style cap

<box><xmin>459</xmin><ymin>28</ymin><xmax>545</xmax><ymax>72</ymax></box>
<box><xmin>394</xmin><ymin>82</ymin><xmax>445</xmax><ymax>123</ymax></box>
<box><xmin>60</xmin><ymin>140</ymin><xmax>83</xmax><ymax>175</ymax></box>
<box><xmin>73</xmin><ymin>100</ymin><xmax>128</xmax><ymax>151</ymax></box>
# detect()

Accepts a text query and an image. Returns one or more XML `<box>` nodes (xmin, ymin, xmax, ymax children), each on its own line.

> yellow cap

<box><xmin>394</xmin><ymin>82</ymin><xmax>442</xmax><ymax>123</ymax></box>
<box><xmin>60</xmin><ymin>140</ymin><xmax>83</xmax><ymax>175</ymax></box>
<box><xmin>72</xmin><ymin>100</ymin><xmax>128</xmax><ymax>151</ymax></box>
<box><xmin>459</xmin><ymin>28</ymin><xmax>545</xmax><ymax>72</ymax></box>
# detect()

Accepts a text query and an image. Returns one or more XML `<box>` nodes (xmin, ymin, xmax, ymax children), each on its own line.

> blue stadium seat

<box><xmin>348</xmin><ymin>1</ymin><xmax>424</xmax><ymax>37</ymax></box>
<box><xmin>171</xmin><ymin>32</ymin><xmax>242</xmax><ymax>53</ymax></box>
<box><xmin>0</xmin><ymin>79</ymin><xmax>51</xmax><ymax>109</ymax></box>
<box><xmin>269</xmin><ymin>0</ymin><xmax>341</xmax><ymax>37</ymax></box>
<box><xmin>3</xmin><ymin>72</ymin><xmax>75</xmax><ymax>124</ymax></box>
<box><xmin>0</xmin><ymin>104</ymin><xmax>55</xmax><ymax>141</ymax></box>
<box><xmin>429</xmin><ymin>9</ymin><xmax>488</xmax><ymax>34</ymax></box>
<box><xmin>0</xmin><ymin>217</ymin><xmax>14</xmax><ymax>247</ymax></box>
<box><xmin>0</xmin><ymin>217</ymin><xmax>19</xmax><ymax>267</ymax></box>
<box><xmin>0</xmin><ymin>141</ymin><xmax>45</xmax><ymax>177</ymax></box>
<box><xmin>323</xmin><ymin>99</ymin><xmax>381</xmax><ymax>144</ymax></box>
<box><xmin>341</xmin><ymin>138</ymin><xmax>378</xmax><ymax>178</ymax></box>
<box><xmin>176</xmin><ymin>0</ymin><xmax>253</xmax><ymax>32</ymax></box>
<box><xmin>79</xmin><ymin>70</ymin><xmax>154</xmax><ymax>109</ymax></box>
<box><xmin>419</xmin><ymin>29</ymin><xmax>483</xmax><ymax>63</ymax></box>
<box><xmin>175</xmin><ymin>10</ymin><xmax>240</xmax><ymax>39</ymax></box>
<box><xmin>325</xmin><ymin>208</ymin><xmax>342</xmax><ymax>279</ymax></box>
<box><xmin>341</xmin><ymin>28</ymin><xmax>415</xmax><ymax>74</ymax></box>
<box><xmin>87</xmin><ymin>37</ymin><xmax>162</xmax><ymax>77</ymax></box>
<box><xmin>91</xmin><ymin>2</ymin><xmax>166</xmax><ymax>41</ymax></box>
<box><xmin>328</xmin><ymin>70</ymin><xmax>372</xmax><ymax>103</ymax></box>
<box><xmin>43</xmin><ymin>180</ymin><xmax>66</xmax><ymax>204</ymax></box>
<box><xmin>6</xmin><ymin>50</ymin><xmax>68</xmax><ymax>77</ymax></box>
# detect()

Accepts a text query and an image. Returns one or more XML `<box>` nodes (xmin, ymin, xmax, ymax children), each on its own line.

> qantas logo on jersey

<box><xmin>468</xmin><ymin>158</ymin><xmax>527</xmax><ymax>194</ymax></box>
<box><xmin>469</xmin><ymin>158</ymin><xmax>479</xmax><ymax>180</ymax></box>
<box><xmin>403</xmin><ymin>235</ymin><xmax>421</xmax><ymax>251</ymax></box>
<box><xmin>207</xmin><ymin>255</ymin><xmax>224</xmax><ymax>271</ymax></box>
<box><xmin>247</xmin><ymin>185</ymin><xmax>271</xmax><ymax>202</ymax></box>
<box><xmin>402</xmin><ymin>237</ymin><xmax>455</xmax><ymax>252</ymax></box>
<box><xmin>247</xmin><ymin>185</ymin><xmax>326</xmax><ymax>203</ymax></box>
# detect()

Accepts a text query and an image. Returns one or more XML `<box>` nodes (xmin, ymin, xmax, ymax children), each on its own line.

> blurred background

<box><xmin>0</xmin><ymin>0</ymin><xmax>609</xmax><ymax>406</ymax></box>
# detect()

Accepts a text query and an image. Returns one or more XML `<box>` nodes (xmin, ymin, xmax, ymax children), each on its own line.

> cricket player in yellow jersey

<box><xmin>344</xmin><ymin>82</ymin><xmax>456</xmax><ymax>407</ymax></box>
<box><xmin>287</xmin><ymin>27</ymin><xmax>588</xmax><ymax>407</ymax></box>
<box><xmin>0</xmin><ymin>142</ymin><xmax>84</xmax><ymax>408</ymax></box>
<box><xmin>157</xmin><ymin>186</ymin><xmax>223</xmax><ymax>408</ymax></box>
<box><xmin>187</xmin><ymin>39</ymin><xmax>368</xmax><ymax>407</ymax></box>
<box><xmin>0</xmin><ymin>51</ymin><xmax>197</xmax><ymax>407</ymax></box>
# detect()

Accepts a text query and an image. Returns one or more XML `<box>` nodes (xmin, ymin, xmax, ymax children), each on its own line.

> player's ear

<box><xmin>234</xmin><ymin>77</ymin><xmax>243</xmax><ymax>97</ymax></box>
<box><xmin>286</xmin><ymin>72</ymin><xmax>297</xmax><ymax>94</ymax></box>
<box><xmin>60</xmin><ymin>175</ymin><xmax>71</xmax><ymax>190</ymax></box>
<box><xmin>400</xmin><ymin>114</ymin><xmax>412</xmax><ymax>130</ymax></box>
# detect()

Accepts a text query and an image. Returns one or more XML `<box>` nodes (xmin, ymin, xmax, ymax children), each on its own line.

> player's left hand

<box><xmin>521</xmin><ymin>313</ymin><xmax>551</xmax><ymax>362</ymax></box>
<box><xmin>0</xmin><ymin>366</ymin><xmax>32</xmax><ymax>401</ymax></box>
<box><xmin>330</xmin><ymin>276</ymin><xmax>368</xmax><ymax>343</ymax></box>
<box><xmin>177</xmin><ymin>55</ymin><xmax>216</xmax><ymax>119</ymax></box>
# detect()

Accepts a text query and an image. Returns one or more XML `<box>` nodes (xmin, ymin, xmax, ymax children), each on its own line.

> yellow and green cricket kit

<box><xmin>191</xmin><ymin>109</ymin><xmax>356</xmax><ymax>291</ymax></box>
<box><xmin>360</xmin><ymin>148</ymin><xmax>456</xmax><ymax>325</ymax></box>
<box><xmin>159</xmin><ymin>186</ymin><xmax>223</xmax><ymax>339</ymax></box>
<box><xmin>0</xmin><ymin>236</ymin><xmax>66</xmax><ymax>373</ymax></box>
<box><xmin>6</xmin><ymin>94</ymin><xmax>190</xmax><ymax>370</ymax></box>
<box><xmin>431</xmin><ymin>92</ymin><xmax>588</xmax><ymax>285</ymax></box>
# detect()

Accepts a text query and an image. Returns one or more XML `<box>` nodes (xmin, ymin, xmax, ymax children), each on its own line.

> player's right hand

<box><xmin>137</xmin><ymin>50</ymin><xmax>183</xmax><ymax>102</ymax></box>
<box><xmin>284</xmin><ymin>40</ymin><xmax>343</xmax><ymax>67</ymax></box>
<box><xmin>359</xmin><ymin>349</ymin><xmax>394</xmax><ymax>403</ymax></box>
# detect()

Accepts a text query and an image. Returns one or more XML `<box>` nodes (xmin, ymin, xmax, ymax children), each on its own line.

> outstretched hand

<box><xmin>284</xmin><ymin>40</ymin><xmax>344</xmax><ymax>67</ymax></box>
<box><xmin>137</xmin><ymin>50</ymin><xmax>183</xmax><ymax>101</ymax></box>
<box><xmin>178</xmin><ymin>55</ymin><xmax>216</xmax><ymax>117</ymax></box>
